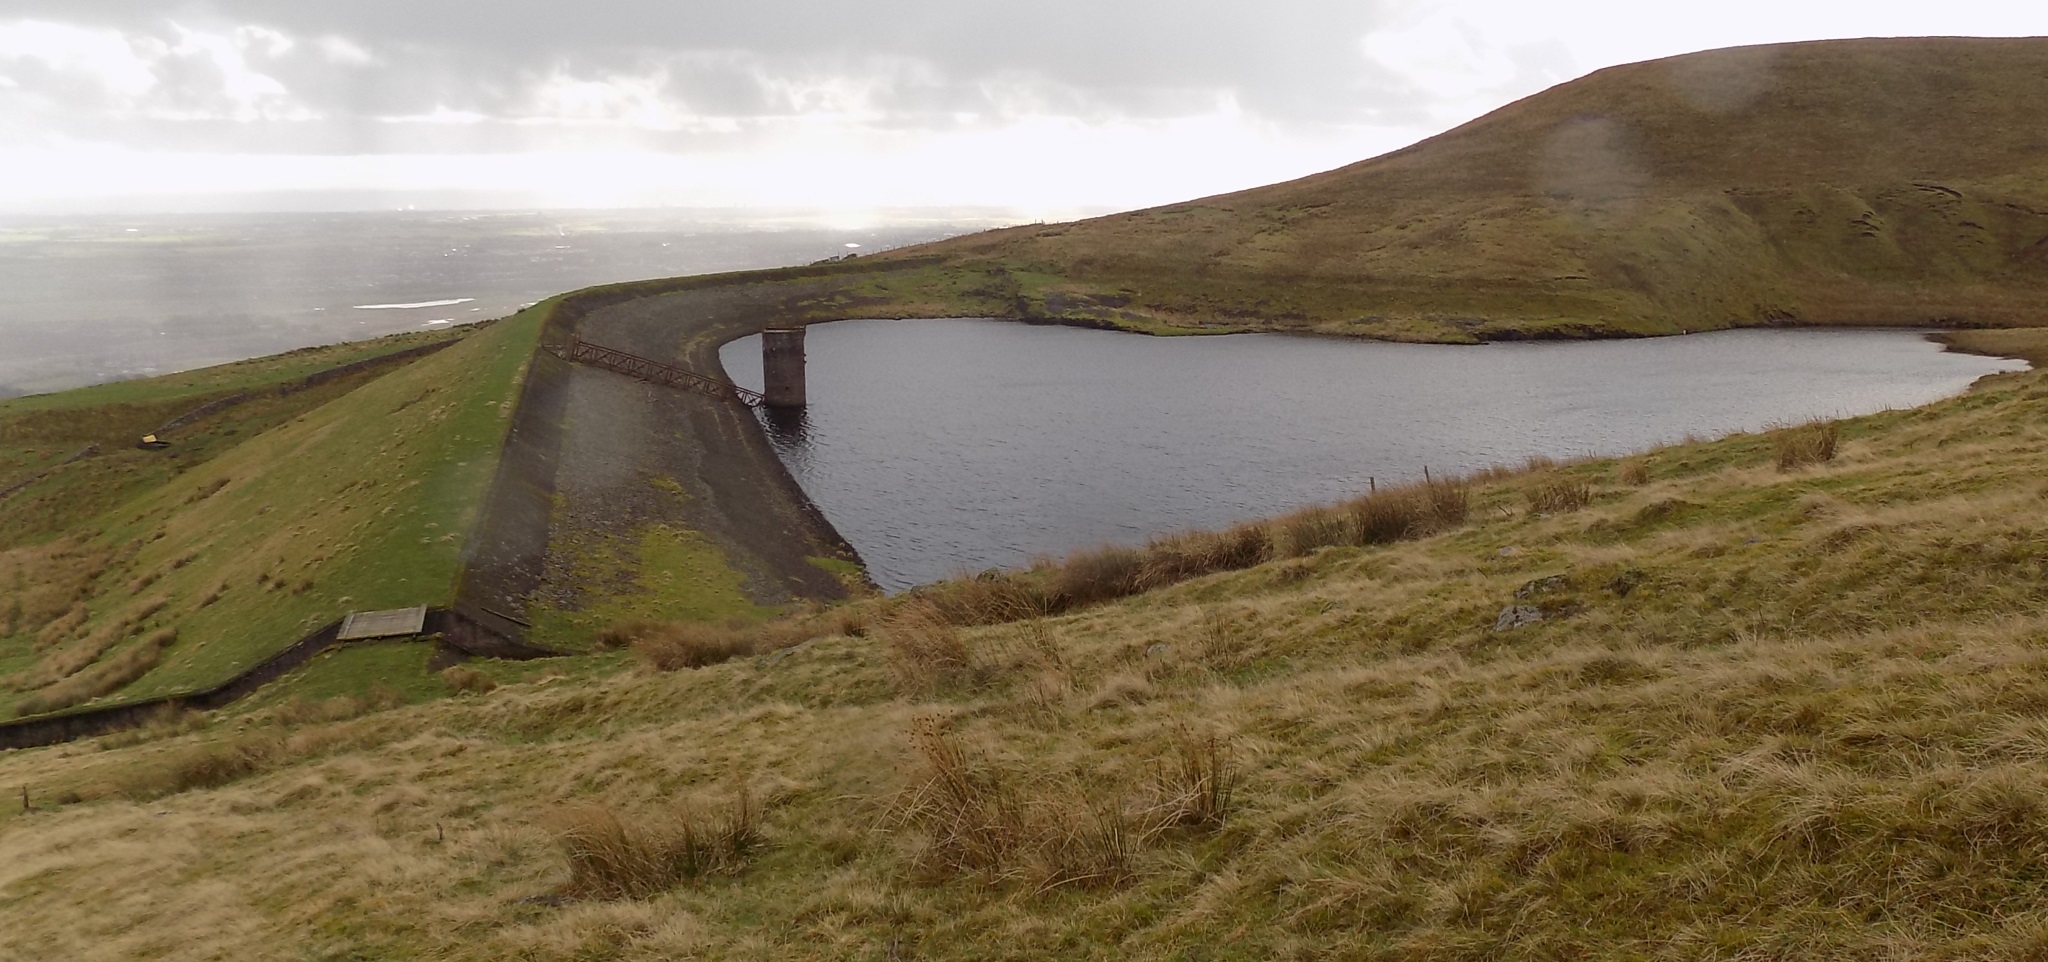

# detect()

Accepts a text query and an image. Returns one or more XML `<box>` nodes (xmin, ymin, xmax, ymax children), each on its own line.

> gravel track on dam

<box><xmin>530</xmin><ymin>279</ymin><xmax>864</xmax><ymax>617</ymax></box>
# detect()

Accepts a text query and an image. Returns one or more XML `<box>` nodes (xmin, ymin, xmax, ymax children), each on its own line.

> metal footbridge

<box><xmin>561</xmin><ymin>337</ymin><xmax>765</xmax><ymax>407</ymax></box>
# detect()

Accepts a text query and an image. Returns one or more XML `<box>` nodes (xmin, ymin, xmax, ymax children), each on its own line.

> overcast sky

<box><xmin>2</xmin><ymin>1</ymin><xmax>2043</xmax><ymax>214</ymax></box>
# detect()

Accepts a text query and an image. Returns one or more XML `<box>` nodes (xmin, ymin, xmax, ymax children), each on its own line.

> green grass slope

<box><xmin>0</xmin><ymin>311</ymin><xmax>545</xmax><ymax>716</ymax></box>
<box><xmin>895</xmin><ymin>37</ymin><xmax>2048</xmax><ymax>341</ymax></box>
<box><xmin>3</xmin><ymin>363</ymin><xmax>2045</xmax><ymax>958</ymax></box>
<box><xmin>0</xmin><ymin>330</ymin><xmax>462</xmax><ymax>548</ymax></box>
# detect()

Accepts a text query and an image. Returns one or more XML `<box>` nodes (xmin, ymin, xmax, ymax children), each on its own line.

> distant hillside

<box><xmin>893</xmin><ymin>37</ymin><xmax>2048</xmax><ymax>341</ymax></box>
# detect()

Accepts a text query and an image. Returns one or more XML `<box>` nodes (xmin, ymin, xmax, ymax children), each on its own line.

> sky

<box><xmin>1</xmin><ymin>1</ymin><xmax>2044</xmax><ymax>215</ymax></box>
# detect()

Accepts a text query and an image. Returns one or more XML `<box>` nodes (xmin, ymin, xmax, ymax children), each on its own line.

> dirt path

<box><xmin>578</xmin><ymin>280</ymin><xmax>863</xmax><ymax>600</ymax></box>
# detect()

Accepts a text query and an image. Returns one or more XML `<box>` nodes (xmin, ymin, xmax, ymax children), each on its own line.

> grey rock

<box><xmin>1494</xmin><ymin>606</ymin><xmax>1544</xmax><ymax>632</ymax></box>
<box><xmin>1515</xmin><ymin>575</ymin><xmax>1570</xmax><ymax>598</ymax></box>
<box><xmin>764</xmin><ymin>638</ymin><xmax>818</xmax><ymax>665</ymax></box>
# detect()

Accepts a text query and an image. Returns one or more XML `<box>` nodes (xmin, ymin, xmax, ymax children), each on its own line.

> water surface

<box><xmin>724</xmin><ymin>319</ymin><xmax>2025</xmax><ymax>590</ymax></box>
<box><xmin>0</xmin><ymin>210</ymin><xmax>993</xmax><ymax>395</ymax></box>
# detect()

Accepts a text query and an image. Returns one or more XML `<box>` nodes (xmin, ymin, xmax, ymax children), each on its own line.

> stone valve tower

<box><xmin>761</xmin><ymin>328</ymin><xmax>807</xmax><ymax>408</ymax></box>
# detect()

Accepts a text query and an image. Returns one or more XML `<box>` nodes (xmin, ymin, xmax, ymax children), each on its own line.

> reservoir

<box><xmin>722</xmin><ymin>320</ymin><xmax>2025</xmax><ymax>591</ymax></box>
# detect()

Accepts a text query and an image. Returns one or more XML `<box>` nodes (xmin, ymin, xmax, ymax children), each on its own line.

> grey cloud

<box><xmin>5</xmin><ymin>0</ymin><xmax>1406</xmax><ymax>128</ymax></box>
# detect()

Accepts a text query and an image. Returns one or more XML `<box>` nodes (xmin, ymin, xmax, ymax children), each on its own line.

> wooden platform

<box><xmin>337</xmin><ymin>606</ymin><xmax>429</xmax><ymax>641</ymax></box>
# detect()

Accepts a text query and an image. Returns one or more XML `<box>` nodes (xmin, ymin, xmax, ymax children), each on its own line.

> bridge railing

<box><xmin>563</xmin><ymin>337</ymin><xmax>765</xmax><ymax>407</ymax></box>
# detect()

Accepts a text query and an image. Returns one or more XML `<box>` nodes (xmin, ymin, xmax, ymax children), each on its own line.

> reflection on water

<box><xmin>759</xmin><ymin>405</ymin><xmax>812</xmax><ymax>451</ymax></box>
<box><xmin>724</xmin><ymin>319</ymin><xmax>2026</xmax><ymax>591</ymax></box>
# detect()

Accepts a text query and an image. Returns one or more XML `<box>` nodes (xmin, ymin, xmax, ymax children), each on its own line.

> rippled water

<box><xmin>724</xmin><ymin>319</ymin><xmax>2026</xmax><ymax>590</ymax></box>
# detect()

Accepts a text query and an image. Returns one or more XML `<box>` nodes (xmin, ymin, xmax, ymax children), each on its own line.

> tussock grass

<box><xmin>916</xmin><ymin>573</ymin><xmax>1050</xmax><ymax>627</ymax></box>
<box><xmin>32</xmin><ymin>603</ymin><xmax>89</xmax><ymax>651</ymax></box>
<box><xmin>269</xmin><ymin>688</ymin><xmax>406</xmax><ymax>727</ymax></box>
<box><xmin>117</xmin><ymin>732</ymin><xmax>282</xmax><ymax>800</ymax></box>
<box><xmin>1617</xmin><ymin>459</ymin><xmax>1650</xmax><ymax>485</ymax></box>
<box><xmin>626</xmin><ymin>622</ymin><xmax>759</xmax><ymax>671</ymax></box>
<box><xmin>93</xmin><ymin>704</ymin><xmax>208</xmax><ymax>749</ymax></box>
<box><xmin>16</xmin><ymin>628</ymin><xmax>177</xmax><ymax>716</ymax></box>
<box><xmin>549</xmin><ymin>786</ymin><xmax>758</xmax><ymax>899</ymax></box>
<box><xmin>881</xmin><ymin>605</ymin><xmax>978</xmax><ymax>695</ymax></box>
<box><xmin>1051</xmin><ymin>544</ymin><xmax>1148</xmax><ymax>609</ymax></box>
<box><xmin>1153</xmin><ymin>729</ymin><xmax>1237</xmax><ymax>831</ymax></box>
<box><xmin>1135</xmin><ymin>523</ymin><xmax>1271</xmax><ymax>590</ymax></box>
<box><xmin>1271</xmin><ymin>505</ymin><xmax>1352</xmax><ymax>557</ymax></box>
<box><xmin>440</xmin><ymin>665</ymin><xmax>498</xmax><ymax>694</ymax></box>
<box><xmin>1775</xmin><ymin>418</ymin><xmax>1842</xmax><ymax>469</ymax></box>
<box><xmin>896</xmin><ymin>718</ymin><xmax>1237</xmax><ymax>890</ymax></box>
<box><xmin>902</xmin><ymin>473</ymin><xmax>1474</xmax><ymax>630</ymax></box>
<box><xmin>1526</xmin><ymin>475</ymin><xmax>1594</xmax><ymax>514</ymax></box>
<box><xmin>0</xmin><ymin>541</ymin><xmax>109</xmax><ymax>647</ymax></box>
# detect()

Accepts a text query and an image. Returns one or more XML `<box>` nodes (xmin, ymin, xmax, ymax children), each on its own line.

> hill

<box><xmin>0</xmin><ymin>313</ymin><xmax>545</xmax><ymax>718</ymax></box>
<box><xmin>888</xmin><ymin>38</ymin><xmax>2048</xmax><ymax>341</ymax></box>
<box><xmin>11</xmin><ymin>34</ymin><xmax>2048</xmax><ymax>957</ymax></box>
<box><xmin>1</xmin><ymin>357</ymin><xmax>2045</xmax><ymax>958</ymax></box>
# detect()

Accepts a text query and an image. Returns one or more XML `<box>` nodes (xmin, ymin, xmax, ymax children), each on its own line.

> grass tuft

<box><xmin>881</xmin><ymin>605</ymin><xmax>978</xmax><ymax>695</ymax></box>
<box><xmin>439</xmin><ymin>664</ymin><xmax>497</xmax><ymax>694</ymax></box>
<box><xmin>1774</xmin><ymin>418</ymin><xmax>1842</xmax><ymax>470</ymax></box>
<box><xmin>119</xmin><ymin>733</ymin><xmax>281</xmax><ymax>800</ymax></box>
<box><xmin>32</xmin><ymin>603</ymin><xmax>89</xmax><ymax>652</ymax></box>
<box><xmin>627</xmin><ymin>622</ymin><xmax>759</xmax><ymax>672</ymax></box>
<box><xmin>1151</xmin><ymin>729</ymin><xmax>1238</xmax><ymax>831</ymax></box>
<box><xmin>1527</xmin><ymin>476</ymin><xmax>1594</xmax><ymax>515</ymax></box>
<box><xmin>895</xmin><ymin>720</ymin><xmax>1238</xmax><ymax>891</ymax></box>
<box><xmin>1052</xmin><ymin>545</ymin><xmax>1147</xmax><ymax>609</ymax></box>
<box><xmin>15</xmin><ymin>627</ymin><xmax>178</xmax><ymax>716</ymax></box>
<box><xmin>549</xmin><ymin>785</ymin><xmax>759</xmax><ymax>900</ymax></box>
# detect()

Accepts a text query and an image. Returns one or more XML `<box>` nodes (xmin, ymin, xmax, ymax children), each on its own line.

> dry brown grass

<box><xmin>881</xmin><ymin>605</ymin><xmax>978</xmax><ymax>695</ymax></box>
<box><xmin>624</xmin><ymin>622</ymin><xmax>759</xmax><ymax>671</ymax></box>
<box><xmin>116</xmin><ymin>732</ymin><xmax>282</xmax><ymax>800</ymax></box>
<box><xmin>32</xmin><ymin>602</ymin><xmax>89</xmax><ymax>651</ymax></box>
<box><xmin>895</xmin><ymin>718</ymin><xmax>1236</xmax><ymax>891</ymax></box>
<box><xmin>440</xmin><ymin>665</ymin><xmax>498</xmax><ymax>694</ymax></box>
<box><xmin>549</xmin><ymin>786</ymin><xmax>758</xmax><ymax>899</ymax></box>
<box><xmin>1151</xmin><ymin>729</ymin><xmax>1237</xmax><ymax>831</ymax></box>
<box><xmin>1051</xmin><ymin>544</ymin><xmax>1148</xmax><ymax>609</ymax></box>
<box><xmin>1194</xmin><ymin>607</ymin><xmax>1257</xmax><ymax>671</ymax></box>
<box><xmin>1526</xmin><ymin>475</ymin><xmax>1594</xmax><ymax>515</ymax></box>
<box><xmin>1617</xmin><ymin>459</ymin><xmax>1651</xmax><ymax>486</ymax></box>
<box><xmin>13</xmin><ymin>595</ymin><xmax>171</xmax><ymax>696</ymax></box>
<box><xmin>0</xmin><ymin>540</ymin><xmax>107</xmax><ymax>646</ymax></box>
<box><xmin>16</xmin><ymin>628</ymin><xmax>177</xmax><ymax>716</ymax></box>
<box><xmin>3</xmin><ymin>363</ymin><xmax>2047</xmax><ymax>959</ymax></box>
<box><xmin>1774</xmin><ymin>418</ymin><xmax>1842</xmax><ymax>470</ymax></box>
<box><xmin>914</xmin><ymin>573</ymin><xmax>1051</xmax><ymax>627</ymax></box>
<box><xmin>268</xmin><ymin>688</ymin><xmax>406</xmax><ymax>727</ymax></box>
<box><xmin>898</xmin><ymin>473</ymin><xmax>1473</xmax><ymax>631</ymax></box>
<box><xmin>1270</xmin><ymin>504</ymin><xmax>1351</xmax><ymax>558</ymax></box>
<box><xmin>93</xmin><ymin>704</ymin><xmax>209</xmax><ymax>749</ymax></box>
<box><xmin>1135</xmin><ymin>523</ymin><xmax>1271</xmax><ymax>589</ymax></box>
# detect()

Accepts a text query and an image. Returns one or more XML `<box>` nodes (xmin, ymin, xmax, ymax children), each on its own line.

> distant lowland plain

<box><xmin>6</xmin><ymin>38</ymin><xmax>2048</xmax><ymax>961</ymax></box>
